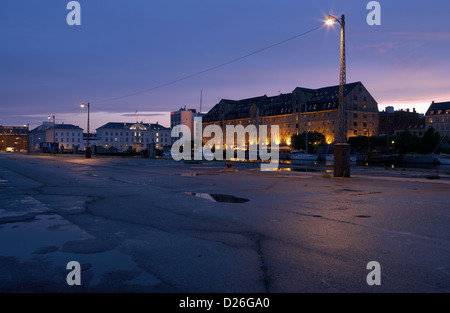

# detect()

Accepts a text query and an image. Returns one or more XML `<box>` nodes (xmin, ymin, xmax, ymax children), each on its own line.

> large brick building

<box><xmin>202</xmin><ymin>81</ymin><xmax>379</xmax><ymax>148</ymax></box>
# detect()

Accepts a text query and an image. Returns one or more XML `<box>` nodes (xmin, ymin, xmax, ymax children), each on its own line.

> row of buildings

<box><xmin>1</xmin><ymin>81</ymin><xmax>449</xmax><ymax>153</ymax></box>
<box><xmin>0</xmin><ymin>121</ymin><xmax>172</xmax><ymax>153</ymax></box>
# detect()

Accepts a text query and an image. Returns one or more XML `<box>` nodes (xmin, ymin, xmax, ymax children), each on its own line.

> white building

<box><xmin>29</xmin><ymin>122</ymin><xmax>84</xmax><ymax>152</ymax></box>
<box><xmin>96</xmin><ymin>122</ymin><xmax>171</xmax><ymax>152</ymax></box>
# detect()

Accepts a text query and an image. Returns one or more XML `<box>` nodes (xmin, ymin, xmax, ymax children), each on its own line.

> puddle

<box><xmin>184</xmin><ymin>192</ymin><xmax>249</xmax><ymax>203</ymax></box>
<box><xmin>0</xmin><ymin>213</ymin><xmax>159</xmax><ymax>288</ymax></box>
<box><xmin>277</xmin><ymin>168</ymin><xmax>324</xmax><ymax>173</ymax></box>
<box><xmin>177</xmin><ymin>173</ymin><xmax>219</xmax><ymax>177</ymax></box>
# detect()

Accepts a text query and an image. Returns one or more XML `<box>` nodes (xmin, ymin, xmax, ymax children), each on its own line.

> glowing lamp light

<box><xmin>326</xmin><ymin>137</ymin><xmax>333</xmax><ymax>145</ymax></box>
<box><xmin>325</xmin><ymin>17</ymin><xmax>334</xmax><ymax>25</ymax></box>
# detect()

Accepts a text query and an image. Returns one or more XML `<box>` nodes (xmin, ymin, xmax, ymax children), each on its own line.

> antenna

<box><xmin>200</xmin><ymin>89</ymin><xmax>203</xmax><ymax>113</ymax></box>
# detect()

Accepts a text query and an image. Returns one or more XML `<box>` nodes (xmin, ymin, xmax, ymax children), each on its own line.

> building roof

<box><xmin>426</xmin><ymin>101</ymin><xmax>450</xmax><ymax>116</ymax></box>
<box><xmin>203</xmin><ymin>82</ymin><xmax>364</xmax><ymax>122</ymax></box>
<box><xmin>394</xmin><ymin>118</ymin><xmax>425</xmax><ymax>131</ymax></box>
<box><xmin>30</xmin><ymin>123</ymin><xmax>82</xmax><ymax>133</ymax></box>
<box><xmin>96</xmin><ymin>122</ymin><xmax>169</xmax><ymax>131</ymax></box>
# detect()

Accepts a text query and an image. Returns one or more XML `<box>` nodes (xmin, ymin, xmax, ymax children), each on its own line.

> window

<box><xmin>354</xmin><ymin>122</ymin><xmax>358</xmax><ymax>127</ymax></box>
<box><xmin>363</xmin><ymin>122</ymin><xmax>367</xmax><ymax>127</ymax></box>
<box><xmin>354</xmin><ymin>130</ymin><xmax>358</xmax><ymax>135</ymax></box>
<box><xmin>353</xmin><ymin>95</ymin><xmax>357</xmax><ymax>101</ymax></box>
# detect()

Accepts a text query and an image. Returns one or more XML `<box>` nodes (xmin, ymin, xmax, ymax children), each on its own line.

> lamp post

<box><xmin>48</xmin><ymin>115</ymin><xmax>56</xmax><ymax>153</ymax></box>
<box><xmin>80</xmin><ymin>102</ymin><xmax>91</xmax><ymax>158</ymax></box>
<box><xmin>326</xmin><ymin>14</ymin><xmax>351</xmax><ymax>177</ymax></box>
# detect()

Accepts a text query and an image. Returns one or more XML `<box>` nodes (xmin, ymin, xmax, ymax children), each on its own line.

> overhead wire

<box><xmin>92</xmin><ymin>24</ymin><xmax>325</xmax><ymax>104</ymax></box>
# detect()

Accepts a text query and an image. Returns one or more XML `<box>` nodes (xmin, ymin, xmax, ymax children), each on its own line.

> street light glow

<box><xmin>325</xmin><ymin>18</ymin><xmax>334</xmax><ymax>25</ymax></box>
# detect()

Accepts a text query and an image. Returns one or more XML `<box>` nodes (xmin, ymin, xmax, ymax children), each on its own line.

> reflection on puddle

<box><xmin>185</xmin><ymin>192</ymin><xmax>249</xmax><ymax>203</ymax></box>
<box><xmin>276</xmin><ymin>168</ymin><xmax>329</xmax><ymax>173</ymax></box>
<box><xmin>177</xmin><ymin>173</ymin><xmax>220</xmax><ymax>177</ymax></box>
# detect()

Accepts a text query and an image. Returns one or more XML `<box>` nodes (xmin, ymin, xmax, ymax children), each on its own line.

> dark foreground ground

<box><xmin>0</xmin><ymin>153</ymin><xmax>449</xmax><ymax>293</ymax></box>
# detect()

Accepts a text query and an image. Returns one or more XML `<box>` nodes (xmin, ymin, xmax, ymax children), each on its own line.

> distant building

<box><xmin>29</xmin><ymin>122</ymin><xmax>83</xmax><ymax>152</ymax></box>
<box><xmin>96</xmin><ymin>122</ymin><xmax>171</xmax><ymax>152</ymax></box>
<box><xmin>393</xmin><ymin>118</ymin><xmax>426</xmax><ymax>137</ymax></box>
<box><xmin>425</xmin><ymin>101</ymin><xmax>450</xmax><ymax>138</ymax></box>
<box><xmin>0</xmin><ymin>126</ymin><xmax>29</xmax><ymax>152</ymax></box>
<box><xmin>202</xmin><ymin>81</ymin><xmax>379</xmax><ymax>147</ymax></box>
<box><xmin>170</xmin><ymin>108</ymin><xmax>206</xmax><ymax>143</ymax></box>
<box><xmin>379</xmin><ymin>107</ymin><xmax>419</xmax><ymax>136</ymax></box>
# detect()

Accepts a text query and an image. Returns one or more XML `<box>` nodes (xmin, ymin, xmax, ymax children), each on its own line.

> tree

<box><xmin>394</xmin><ymin>130</ymin><xmax>420</xmax><ymax>154</ymax></box>
<box><xmin>291</xmin><ymin>131</ymin><xmax>325</xmax><ymax>153</ymax></box>
<box><xmin>419</xmin><ymin>127</ymin><xmax>441</xmax><ymax>154</ymax></box>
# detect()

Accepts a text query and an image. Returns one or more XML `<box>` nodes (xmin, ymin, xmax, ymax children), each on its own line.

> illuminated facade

<box><xmin>96</xmin><ymin>122</ymin><xmax>171</xmax><ymax>151</ymax></box>
<box><xmin>0</xmin><ymin>126</ymin><xmax>29</xmax><ymax>152</ymax></box>
<box><xmin>202</xmin><ymin>82</ymin><xmax>379</xmax><ymax>148</ymax></box>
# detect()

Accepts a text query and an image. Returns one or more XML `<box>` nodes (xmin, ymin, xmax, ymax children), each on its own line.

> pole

<box><xmin>334</xmin><ymin>14</ymin><xmax>351</xmax><ymax>177</ymax></box>
<box><xmin>87</xmin><ymin>103</ymin><xmax>90</xmax><ymax>148</ymax></box>
<box><xmin>338</xmin><ymin>14</ymin><xmax>346</xmax><ymax>144</ymax></box>
<box><xmin>53</xmin><ymin>115</ymin><xmax>56</xmax><ymax>153</ymax></box>
<box><xmin>85</xmin><ymin>103</ymin><xmax>92</xmax><ymax>158</ymax></box>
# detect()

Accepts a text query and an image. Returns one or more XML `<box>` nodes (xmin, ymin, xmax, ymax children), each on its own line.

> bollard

<box><xmin>334</xmin><ymin>143</ymin><xmax>351</xmax><ymax>177</ymax></box>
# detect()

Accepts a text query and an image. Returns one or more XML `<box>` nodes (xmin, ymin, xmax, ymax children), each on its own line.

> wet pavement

<box><xmin>0</xmin><ymin>153</ymin><xmax>449</xmax><ymax>292</ymax></box>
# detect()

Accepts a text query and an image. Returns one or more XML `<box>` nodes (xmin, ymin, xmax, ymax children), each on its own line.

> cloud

<box><xmin>121</xmin><ymin>113</ymin><xmax>165</xmax><ymax>117</ymax></box>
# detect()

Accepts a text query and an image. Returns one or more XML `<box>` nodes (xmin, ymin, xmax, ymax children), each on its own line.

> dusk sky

<box><xmin>1</xmin><ymin>0</ymin><xmax>449</xmax><ymax>130</ymax></box>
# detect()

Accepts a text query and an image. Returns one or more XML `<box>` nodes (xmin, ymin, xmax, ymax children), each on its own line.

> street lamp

<box><xmin>48</xmin><ymin>115</ymin><xmax>56</xmax><ymax>153</ymax></box>
<box><xmin>325</xmin><ymin>14</ymin><xmax>351</xmax><ymax>177</ymax></box>
<box><xmin>80</xmin><ymin>102</ymin><xmax>91</xmax><ymax>158</ymax></box>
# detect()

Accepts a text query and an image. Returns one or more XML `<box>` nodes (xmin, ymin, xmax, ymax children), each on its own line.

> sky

<box><xmin>1</xmin><ymin>0</ymin><xmax>450</xmax><ymax>131</ymax></box>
